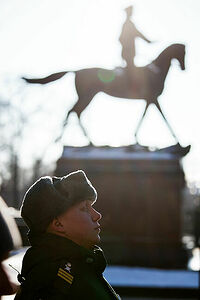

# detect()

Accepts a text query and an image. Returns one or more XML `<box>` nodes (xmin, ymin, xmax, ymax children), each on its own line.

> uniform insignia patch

<box><xmin>57</xmin><ymin>267</ymin><xmax>74</xmax><ymax>285</ymax></box>
<box><xmin>64</xmin><ymin>262</ymin><xmax>72</xmax><ymax>273</ymax></box>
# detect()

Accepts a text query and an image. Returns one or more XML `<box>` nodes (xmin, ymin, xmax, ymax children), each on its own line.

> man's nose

<box><xmin>92</xmin><ymin>208</ymin><xmax>102</xmax><ymax>221</ymax></box>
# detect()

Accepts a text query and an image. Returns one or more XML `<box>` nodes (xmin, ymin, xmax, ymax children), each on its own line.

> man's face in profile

<box><xmin>56</xmin><ymin>200</ymin><xmax>102</xmax><ymax>249</ymax></box>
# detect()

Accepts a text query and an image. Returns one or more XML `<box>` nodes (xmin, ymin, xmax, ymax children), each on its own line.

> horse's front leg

<box><xmin>155</xmin><ymin>99</ymin><xmax>179</xmax><ymax>144</ymax></box>
<box><xmin>134</xmin><ymin>103</ymin><xmax>149</xmax><ymax>144</ymax></box>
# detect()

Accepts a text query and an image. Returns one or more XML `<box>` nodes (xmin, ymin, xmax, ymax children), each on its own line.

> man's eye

<box><xmin>80</xmin><ymin>206</ymin><xmax>89</xmax><ymax>212</ymax></box>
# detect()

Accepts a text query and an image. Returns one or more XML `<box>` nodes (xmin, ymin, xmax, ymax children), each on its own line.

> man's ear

<box><xmin>47</xmin><ymin>218</ymin><xmax>65</xmax><ymax>234</ymax></box>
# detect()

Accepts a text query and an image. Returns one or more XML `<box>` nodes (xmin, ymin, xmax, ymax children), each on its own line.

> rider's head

<box><xmin>125</xmin><ymin>6</ymin><xmax>133</xmax><ymax>18</ymax></box>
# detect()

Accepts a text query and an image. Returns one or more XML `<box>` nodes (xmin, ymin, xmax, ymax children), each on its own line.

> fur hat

<box><xmin>21</xmin><ymin>170</ymin><xmax>97</xmax><ymax>233</ymax></box>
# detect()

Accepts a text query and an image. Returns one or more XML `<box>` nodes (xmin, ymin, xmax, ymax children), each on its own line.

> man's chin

<box><xmin>92</xmin><ymin>234</ymin><xmax>101</xmax><ymax>246</ymax></box>
<box><xmin>95</xmin><ymin>234</ymin><xmax>101</xmax><ymax>244</ymax></box>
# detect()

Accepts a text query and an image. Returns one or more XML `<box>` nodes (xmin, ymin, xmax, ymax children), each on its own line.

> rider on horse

<box><xmin>119</xmin><ymin>6</ymin><xmax>152</xmax><ymax>69</ymax></box>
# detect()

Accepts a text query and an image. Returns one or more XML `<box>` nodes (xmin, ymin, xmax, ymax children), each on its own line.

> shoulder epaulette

<box><xmin>54</xmin><ymin>261</ymin><xmax>74</xmax><ymax>295</ymax></box>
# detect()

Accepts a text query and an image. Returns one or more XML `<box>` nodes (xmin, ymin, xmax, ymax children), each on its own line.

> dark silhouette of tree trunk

<box><xmin>11</xmin><ymin>154</ymin><xmax>20</xmax><ymax>209</ymax></box>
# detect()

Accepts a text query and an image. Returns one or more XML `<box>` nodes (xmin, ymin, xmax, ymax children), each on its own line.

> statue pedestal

<box><xmin>55</xmin><ymin>145</ymin><xmax>188</xmax><ymax>268</ymax></box>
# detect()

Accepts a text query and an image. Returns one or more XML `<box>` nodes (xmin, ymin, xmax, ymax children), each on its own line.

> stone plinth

<box><xmin>55</xmin><ymin>145</ymin><xmax>188</xmax><ymax>268</ymax></box>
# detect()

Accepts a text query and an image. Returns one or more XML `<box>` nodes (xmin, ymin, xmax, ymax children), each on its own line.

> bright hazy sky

<box><xmin>0</xmin><ymin>0</ymin><xmax>200</xmax><ymax>182</ymax></box>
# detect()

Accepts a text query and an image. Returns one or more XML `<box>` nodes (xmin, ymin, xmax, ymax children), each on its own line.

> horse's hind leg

<box><xmin>54</xmin><ymin>108</ymin><xmax>72</xmax><ymax>142</ymax></box>
<box><xmin>74</xmin><ymin>97</ymin><xmax>94</xmax><ymax>144</ymax></box>
<box><xmin>78</xmin><ymin>118</ymin><xmax>92</xmax><ymax>144</ymax></box>
<box><xmin>55</xmin><ymin>95</ymin><xmax>94</xmax><ymax>144</ymax></box>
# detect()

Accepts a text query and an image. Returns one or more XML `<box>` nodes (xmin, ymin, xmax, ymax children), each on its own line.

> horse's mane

<box><xmin>152</xmin><ymin>43</ymin><xmax>185</xmax><ymax>66</ymax></box>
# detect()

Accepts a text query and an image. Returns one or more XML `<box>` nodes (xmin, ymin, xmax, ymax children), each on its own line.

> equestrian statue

<box><xmin>23</xmin><ymin>43</ymin><xmax>185</xmax><ymax>144</ymax></box>
<box><xmin>22</xmin><ymin>6</ymin><xmax>186</xmax><ymax>147</ymax></box>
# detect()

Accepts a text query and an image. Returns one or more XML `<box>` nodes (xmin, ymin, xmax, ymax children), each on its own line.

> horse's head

<box><xmin>171</xmin><ymin>43</ymin><xmax>186</xmax><ymax>70</ymax></box>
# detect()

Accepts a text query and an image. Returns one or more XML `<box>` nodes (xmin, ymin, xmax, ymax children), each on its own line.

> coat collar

<box><xmin>27</xmin><ymin>232</ymin><xmax>107</xmax><ymax>274</ymax></box>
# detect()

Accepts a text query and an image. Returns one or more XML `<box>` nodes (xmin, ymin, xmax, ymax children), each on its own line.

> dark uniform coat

<box><xmin>14</xmin><ymin>233</ymin><xmax>120</xmax><ymax>300</ymax></box>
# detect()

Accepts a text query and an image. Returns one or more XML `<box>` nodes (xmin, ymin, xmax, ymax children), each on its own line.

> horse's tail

<box><xmin>22</xmin><ymin>71</ymin><xmax>69</xmax><ymax>84</ymax></box>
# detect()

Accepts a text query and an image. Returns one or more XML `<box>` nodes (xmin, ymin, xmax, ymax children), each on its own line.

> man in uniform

<box><xmin>14</xmin><ymin>170</ymin><xmax>120</xmax><ymax>299</ymax></box>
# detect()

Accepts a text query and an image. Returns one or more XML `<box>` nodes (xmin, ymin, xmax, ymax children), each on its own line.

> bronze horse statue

<box><xmin>23</xmin><ymin>43</ymin><xmax>185</xmax><ymax>143</ymax></box>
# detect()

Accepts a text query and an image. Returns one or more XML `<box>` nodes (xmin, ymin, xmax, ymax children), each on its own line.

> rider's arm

<box><xmin>136</xmin><ymin>29</ymin><xmax>151</xmax><ymax>43</ymax></box>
